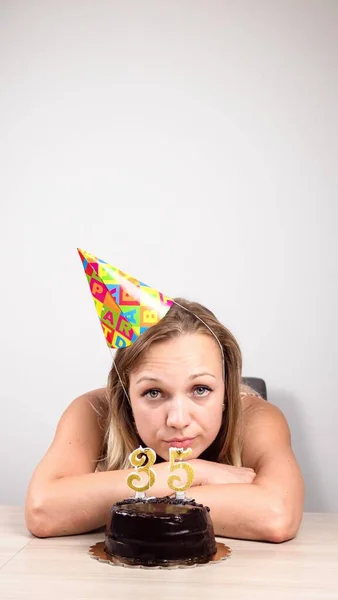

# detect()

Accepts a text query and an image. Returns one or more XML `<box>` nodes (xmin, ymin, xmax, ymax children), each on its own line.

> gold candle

<box><xmin>126</xmin><ymin>446</ymin><xmax>156</xmax><ymax>498</ymax></box>
<box><xmin>168</xmin><ymin>447</ymin><xmax>194</xmax><ymax>500</ymax></box>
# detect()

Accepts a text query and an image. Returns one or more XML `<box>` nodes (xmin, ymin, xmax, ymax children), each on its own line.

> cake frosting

<box><xmin>104</xmin><ymin>495</ymin><xmax>217</xmax><ymax>566</ymax></box>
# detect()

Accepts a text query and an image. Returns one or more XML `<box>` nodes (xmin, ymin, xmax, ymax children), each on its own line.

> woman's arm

<box><xmin>27</xmin><ymin>465</ymin><xmax>180</xmax><ymax>537</ymax></box>
<box><xmin>25</xmin><ymin>389</ymin><xmax>185</xmax><ymax>537</ymax></box>
<box><xmin>191</xmin><ymin>396</ymin><xmax>305</xmax><ymax>542</ymax></box>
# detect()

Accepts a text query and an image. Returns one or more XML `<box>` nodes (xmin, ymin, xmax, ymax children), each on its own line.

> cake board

<box><xmin>89</xmin><ymin>541</ymin><xmax>232</xmax><ymax>570</ymax></box>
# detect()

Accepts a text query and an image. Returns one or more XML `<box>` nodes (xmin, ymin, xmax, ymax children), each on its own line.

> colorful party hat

<box><xmin>78</xmin><ymin>249</ymin><xmax>174</xmax><ymax>349</ymax></box>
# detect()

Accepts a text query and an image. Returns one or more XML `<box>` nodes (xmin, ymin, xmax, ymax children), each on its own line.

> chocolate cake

<box><xmin>104</xmin><ymin>496</ymin><xmax>217</xmax><ymax>566</ymax></box>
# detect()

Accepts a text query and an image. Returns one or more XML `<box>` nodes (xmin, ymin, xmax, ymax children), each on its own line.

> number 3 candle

<box><xmin>127</xmin><ymin>447</ymin><xmax>156</xmax><ymax>498</ymax></box>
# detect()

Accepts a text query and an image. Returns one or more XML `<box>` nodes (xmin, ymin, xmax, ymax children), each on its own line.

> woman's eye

<box><xmin>193</xmin><ymin>386</ymin><xmax>212</xmax><ymax>397</ymax></box>
<box><xmin>142</xmin><ymin>389</ymin><xmax>162</xmax><ymax>400</ymax></box>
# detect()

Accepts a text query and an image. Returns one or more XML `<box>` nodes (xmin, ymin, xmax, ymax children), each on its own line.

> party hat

<box><xmin>78</xmin><ymin>249</ymin><xmax>174</xmax><ymax>349</ymax></box>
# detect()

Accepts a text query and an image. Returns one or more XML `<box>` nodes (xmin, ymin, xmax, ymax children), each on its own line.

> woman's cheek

<box><xmin>136</xmin><ymin>413</ymin><xmax>159</xmax><ymax>442</ymax></box>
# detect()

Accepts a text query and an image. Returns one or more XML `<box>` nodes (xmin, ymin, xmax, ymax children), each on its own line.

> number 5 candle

<box><xmin>168</xmin><ymin>447</ymin><xmax>194</xmax><ymax>500</ymax></box>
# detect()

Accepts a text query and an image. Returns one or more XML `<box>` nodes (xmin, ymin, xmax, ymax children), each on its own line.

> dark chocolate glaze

<box><xmin>104</xmin><ymin>496</ymin><xmax>217</xmax><ymax>565</ymax></box>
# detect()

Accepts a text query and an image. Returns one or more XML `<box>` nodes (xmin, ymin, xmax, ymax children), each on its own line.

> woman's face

<box><xmin>129</xmin><ymin>333</ymin><xmax>225</xmax><ymax>461</ymax></box>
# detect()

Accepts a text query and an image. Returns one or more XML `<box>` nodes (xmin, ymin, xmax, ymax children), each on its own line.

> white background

<box><xmin>1</xmin><ymin>0</ymin><xmax>337</xmax><ymax>510</ymax></box>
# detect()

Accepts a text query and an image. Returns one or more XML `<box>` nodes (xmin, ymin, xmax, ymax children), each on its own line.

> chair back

<box><xmin>241</xmin><ymin>377</ymin><xmax>267</xmax><ymax>400</ymax></box>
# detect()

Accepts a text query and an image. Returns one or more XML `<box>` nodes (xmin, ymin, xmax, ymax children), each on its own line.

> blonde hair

<box><xmin>99</xmin><ymin>298</ymin><xmax>244</xmax><ymax>471</ymax></box>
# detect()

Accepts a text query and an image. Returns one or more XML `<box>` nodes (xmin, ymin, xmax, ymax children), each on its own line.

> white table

<box><xmin>1</xmin><ymin>507</ymin><xmax>337</xmax><ymax>599</ymax></box>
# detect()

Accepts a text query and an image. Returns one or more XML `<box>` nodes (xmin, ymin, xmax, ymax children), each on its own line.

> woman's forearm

<box><xmin>27</xmin><ymin>470</ymin><xmax>300</xmax><ymax>542</ymax></box>
<box><xmin>26</xmin><ymin>464</ymin><xmax>174</xmax><ymax>537</ymax></box>
<box><xmin>189</xmin><ymin>483</ymin><xmax>299</xmax><ymax>543</ymax></box>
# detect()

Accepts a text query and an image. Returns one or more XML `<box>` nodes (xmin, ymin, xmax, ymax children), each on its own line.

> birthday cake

<box><xmin>104</xmin><ymin>495</ymin><xmax>217</xmax><ymax>566</ymax></box>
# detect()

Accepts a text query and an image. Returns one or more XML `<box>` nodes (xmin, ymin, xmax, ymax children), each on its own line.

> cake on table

<box><xmin>104</xmin><ymin>495</ymin><xmax>217</xmax><ymax>567</ymax></box>
<box><xmin>89</xmin><ymin>445</ymin><xmax>229</xmax><ymax>568</ymax></box>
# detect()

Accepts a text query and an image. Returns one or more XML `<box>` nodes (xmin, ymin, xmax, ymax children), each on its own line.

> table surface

<box><xmin>0</xmin><ymin>507</ymin><xmax>337</xmax><ymax>600</ymax></box>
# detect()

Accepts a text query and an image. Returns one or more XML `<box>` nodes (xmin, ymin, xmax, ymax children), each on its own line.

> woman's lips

<box><xmin>165</xmin><ymin>438</ymin><xmax>195</xmax><ymax>449</ymax></box>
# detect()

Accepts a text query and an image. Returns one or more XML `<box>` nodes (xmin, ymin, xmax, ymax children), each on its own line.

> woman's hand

<box><xmin>192</xmin><ymin>459</ymin><xmax>256</xmax><ymax>486</ymax></box>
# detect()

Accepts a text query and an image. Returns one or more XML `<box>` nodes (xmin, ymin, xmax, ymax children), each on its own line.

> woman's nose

<box><xmin>166</xmin><ymin>397</ymin><xmax>191</xmax><ymax>430</ymax></box>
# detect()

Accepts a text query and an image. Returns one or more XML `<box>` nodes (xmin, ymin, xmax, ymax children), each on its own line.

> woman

<box><xmin>25</xmin><ymin>298</ymin><xmax>304</xmax><ymax>542</ymax></box>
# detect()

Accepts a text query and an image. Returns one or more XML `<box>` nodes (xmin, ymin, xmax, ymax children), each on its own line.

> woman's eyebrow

<box><xmin>135</xmin><ymin>376</ymin><xmax>163</xmax><ymax>385</ymax></box>
<box><xmin>189</xmin><ymin>372</ymin><xmax>216</xmax><ymax>380</ymax></box>
<box><xmin>136</xmin><ymin>372</ymin><xmax>216</xmax><ymax>385</ymax></box>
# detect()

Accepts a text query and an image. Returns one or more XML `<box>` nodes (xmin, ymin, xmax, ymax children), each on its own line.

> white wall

<box><xmin>1</xmin><ymin>0</ymin><xmax>337</xmax><ymax>511</ymax></box>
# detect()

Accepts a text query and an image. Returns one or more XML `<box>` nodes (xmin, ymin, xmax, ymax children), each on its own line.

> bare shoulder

<box><xmin>240</xmin><ymin>393</ymin><xmax>292</xmax><ymax>468</ymax></box>
<box><xmin>39</xmin><ymin>387</ymin><xmax>108</xmax><ymax>480</ymax></box>
<box><xmin>54</xmin><ymin>387</ymin><xmax>108</xmax><ymax>448</ymax></box>
<box><xmin>241</xmin><ymin>392</ymin><xmax>289</xmax><ymax>424</ymax></box>
<box><xmin>58</xmin><ymin>387</ymin><xmax>108</xmax><ymax>428</ymax></box>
